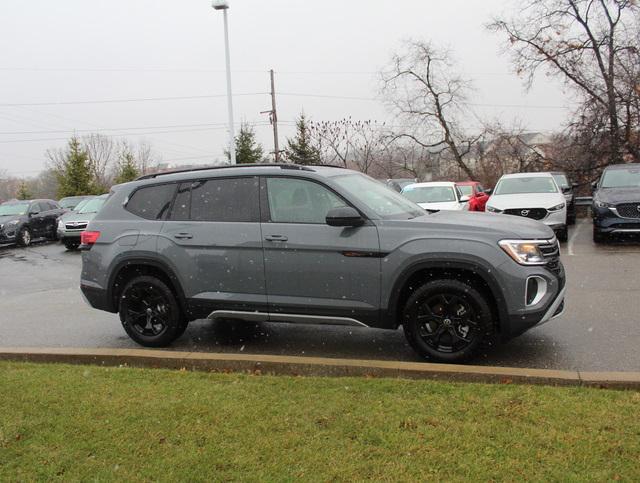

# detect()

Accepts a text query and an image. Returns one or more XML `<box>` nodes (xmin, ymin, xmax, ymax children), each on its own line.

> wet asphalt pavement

<box><xmin>1</xmin><ymin>219</ymin><xmax>639</xmax><ymax>372</ymax></box>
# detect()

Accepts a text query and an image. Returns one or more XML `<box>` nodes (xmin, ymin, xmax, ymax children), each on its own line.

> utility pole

<box><xmin>261</xmin><ymin>69</ymin><xmax>280</xmax><ymax>162</ymax></box>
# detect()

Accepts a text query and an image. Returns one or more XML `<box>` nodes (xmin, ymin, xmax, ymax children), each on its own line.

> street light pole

<box><xmin>213</xmin><ymin>0</ymin><xmax>236</xmax><ymax>164</ymax></box>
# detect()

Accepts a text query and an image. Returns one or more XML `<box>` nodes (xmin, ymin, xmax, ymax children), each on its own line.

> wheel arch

<box><xmin>107</xmin><ymin>257</ymin><xmax>188</xmax><ymax>317</ymax></box>
<box><xmin>386</xmin><ymin>259</ymin><xmax>508</xmax><ymax>333</ymax></box>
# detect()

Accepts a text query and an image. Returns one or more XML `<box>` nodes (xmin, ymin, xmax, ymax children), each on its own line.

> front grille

<box><xmin>539</xmin><ymin>239</ymin><xmax>562</xmax><ymax>278</ymax></box>
<box><xmin>504</xmin><ymin>208</ymin><xmax>548</xmax><ymax>220</ymax></box>
<box><xmin>615</xmin><ymin>203</ymin><xmax>640</xmax><ymax>219</ymax></box>
<box><xmin>610</xmin><ymin>222</ymin><xmax>640</xmax><ymax>229</ymax></box>
<box><xmin>65</xmin><ymin>222</ymin><xmax>88</xmax><ymax>230</ymax></box>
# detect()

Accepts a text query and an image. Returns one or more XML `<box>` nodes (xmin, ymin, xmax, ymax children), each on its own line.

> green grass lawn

<box><xmin>1</xmin><ymin>362</ymin><xmax>639</xmax><ymax>481</ymax></box>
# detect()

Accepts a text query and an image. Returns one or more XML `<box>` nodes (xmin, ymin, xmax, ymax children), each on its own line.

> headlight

<box><xmin>58</xmin><ymin>220</ymin><xmax>65</xmax><ymax>230</ymax></box>
<box><xmin>4</xmin><ymin>220</ymin><xmax>18</xmax><ymax>228</ymax></box>
<box><xmin>499</xmin><ymin>240</ymin><xmax>547</xmax><ymax>265</ymax></box>
<box><xmin>595</xmin><ymin>200</ymin><xmax>614</xmax><ymax>208</ymax></box>
<box><xmin>548</xmin><ymin>203</ymin><xmax>565</xmax><ymax>212</ymax></box>
<box><xmin>486</xmin><ymin>206</ymin><xmax>503</xmax><ymax>213</ymax></box>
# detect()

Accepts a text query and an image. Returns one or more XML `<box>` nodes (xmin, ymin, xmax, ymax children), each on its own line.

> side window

<box><xmin>188</xmin><ymin>177</ymin><xmax>259</xmax><ymax>222</ymax></box>
<box><xmin>266</xmin><ymin>177</ymin><xmax>348</xmax><ymax>224</ymax></box>
<box><xmin>477</xmin><ymin>185</ymin><xmax>485</xmax><ymax>194</ymax></box>
<box><xmin>126</xmin><ymin>184</ymin><xmax>176</xmax><ymax>220</ymax></box>
<box><xmin>31</xmin><ymin>203</ymin><xmax>44</xmax><ymax>214</ymax></box>
<box><xmin>170</xmin><ymin>183</ymin><xmax>191</xmax><ymax>221</ymax></box>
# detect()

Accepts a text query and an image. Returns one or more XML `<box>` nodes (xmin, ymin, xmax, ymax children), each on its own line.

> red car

<box><xmin>456</xmin><ymin>181</ymin><xmax>489</xmax><ymax>212</ymax></box>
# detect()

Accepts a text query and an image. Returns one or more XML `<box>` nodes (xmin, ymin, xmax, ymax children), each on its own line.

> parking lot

<box><xmin>0</xmin><ymin>218</ymin><xmax>639</xmax><ymax>372</ymax></box>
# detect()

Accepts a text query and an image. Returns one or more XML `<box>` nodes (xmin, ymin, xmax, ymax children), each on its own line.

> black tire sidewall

<box><xmin>403</xmin><ymin>279</ymin><xmax>493</xmax><ymax>363</ymax></box>
<box><xmin>119</xmin><ymin>275</ymin><xmax>187</xmax><ymax>347</ymax></box>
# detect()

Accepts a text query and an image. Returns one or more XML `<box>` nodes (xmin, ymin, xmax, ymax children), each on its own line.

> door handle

<box><xmin>265</xmin><ymin>234</ymin><xmax>288</xmax><ymax>242</ymax></box>
<box><xmin>174</xmin><ymin>232</ymin><xmax>193</xmax><ymax>240</ymax></box>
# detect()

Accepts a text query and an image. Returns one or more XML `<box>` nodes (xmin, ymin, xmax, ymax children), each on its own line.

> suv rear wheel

<box><xmin>402</xmin><ymin>279</ymin><xmax>493</xmax><ymax>363</ymax></box>
<box><xmin>16</xmin><ymin>227</ymin><xmax>32</xmax><ymax>247</ymax></box>
<box><xmin>119</xmin><ymin>275</ymin><xmax>188</xmax><ymax>347</ymax></box>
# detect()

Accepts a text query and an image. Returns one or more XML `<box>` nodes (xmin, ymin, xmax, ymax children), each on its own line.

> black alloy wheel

<box><xmin>119</xmin><ymin>275</ymin><xmax>187</xmax><ymax>347</ymax></box>
<box><xmin>403</xmin><ymin>279</ymin><xmax>492</xmax><ymax>363</ymax></box>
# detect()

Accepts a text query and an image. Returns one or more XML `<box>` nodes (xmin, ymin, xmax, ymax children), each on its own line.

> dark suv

<box><xmin>592</xmin><ymin>163</ymin><xmax>640</xmax><ymax>243</ymax></box>
<box><xmin>80</xmin><ymin>165</ymin><xmax>566</xmax><ymax>363</ymax></box>
<box><xmin>0</xmin><ymin>199</ymin><xmax>64</xmax><ymax>246</ymax></box>
<box><xmin>550</xmin><ymin>171</ymin><xmax>577</xmax><ymax>225</ymax></box>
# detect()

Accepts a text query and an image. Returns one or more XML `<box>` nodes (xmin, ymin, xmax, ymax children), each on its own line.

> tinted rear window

<box><xmin>170</xmin><ymin>177</ymin><xmax>259</xmax><ymax>222</ymax></box>
<box><xmin>126</xmin><ymin>184</ymin><xmax>176</xmax><ymax>220</ymax></box>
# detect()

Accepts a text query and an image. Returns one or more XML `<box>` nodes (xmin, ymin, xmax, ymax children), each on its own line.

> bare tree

<box><xmin>136</xmin><ymin>140</ymin><xmax>159</xmax><ymax>175</ymax></box>
<box><xmin>82</xmin><ymin>133</ymin><xmax>115</xmax><ymax>190</ymax></box>
<box><xmin>489</xmin><ymin>0</ymin><xmax>640</xmax><ymax>165</ymax></box>
<box><xmin>310</xmin><ymin>119</ymin><xmax>388</xmax><ymax>174</ymax></box>
<box><xmin>380</xmin><ymin>39</ymin><xmax>483</xmax><ymax>179</ymax></box>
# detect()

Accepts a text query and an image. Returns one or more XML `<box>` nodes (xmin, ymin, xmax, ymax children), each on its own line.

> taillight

<box><xmin>81</xmin><ymin>230</ymin><xmax>100</xmax><ymax>246</ymax></box>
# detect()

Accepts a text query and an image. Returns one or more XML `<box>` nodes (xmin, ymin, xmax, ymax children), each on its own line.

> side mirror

<box><xmin>29</xmin><ymin>211</ymin><xmax>39</xmax><ymax>217</ymax></box>
<box><xmin>459</xmin><ymin>195</ymin><xmax>471</xmax><ymax>203</ymax></box>
<box><xmin>326</xmin><ymin>206</ymin><xmax>364</xmax><ymax>227</ymax></box>
<box><xmin>562</xmin><ymin>186</ymin><xmax>572</xmax><ymax>194</ymax></box>
<box><xmin>484</xmin><ymin>189</ymin><xmax>493</xmax><ymax>195</ymax></box>
<box><xmin>591</xmin><ymin>181</ymin><xmax>598</xmax><ymax>192</ymax></box>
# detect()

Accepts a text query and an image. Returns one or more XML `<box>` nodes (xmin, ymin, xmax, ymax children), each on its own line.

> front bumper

<box><xmin>593</xmin><ymin>206</ymin><xmax>640</xmax><ymax>234</ymax></box>
<box><xmin>58</xmin><ymin>229</ymin><xmax>83</xmax><ymax>241</ymax></box>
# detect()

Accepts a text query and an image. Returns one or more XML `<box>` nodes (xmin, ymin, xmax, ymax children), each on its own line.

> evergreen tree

<box><xmin>113</xmin><ymin>148</ymin><xmax>140</xmax><ymax>184</ymax></box>
<box><xmin>56</xmin><ymin>137</ymin><xmax>94</xmax><ymax>197</ymax></box>
<box><xmin>226</xmin><ymin>123</ymin><xmax>264</xmax><ymax>164</ymax></box>
<box><xmin>285</xmin><ymin>113</ymin><xmax>321</xmax><ymax>165</ymax></box>
<box><xmin>16</xmin><ymin>181</ymin><xmax>31</xmax><ymax>200</ymax></box>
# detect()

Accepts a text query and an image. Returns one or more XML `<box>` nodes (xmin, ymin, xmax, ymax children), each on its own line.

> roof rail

<box><xmin>136</xmin><ymin>163</ymin><xmax>314</xmax><ymax>180</ymax></box>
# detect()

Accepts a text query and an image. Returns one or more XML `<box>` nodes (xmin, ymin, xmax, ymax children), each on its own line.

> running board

<box><xmin>207</xmin><ymin>310</ymin><xmax>369</xmax><ymax>327</ymax></box>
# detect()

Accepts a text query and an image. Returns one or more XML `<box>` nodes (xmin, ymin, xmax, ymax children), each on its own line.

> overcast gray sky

<box><xmin>0</xmin><ymin>0</ymin><xmax>575</xmax><ymax>176</ymax></box>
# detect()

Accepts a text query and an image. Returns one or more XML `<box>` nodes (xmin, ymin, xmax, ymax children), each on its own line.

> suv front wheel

<box><xmin>402</xmin><ymin>279</ymin><xmax>493</xmax><ymax>363</ymax></box>
<box><xmin>119</xmin><ymin>275</ymin><xmax>188</xmax><ymax>347</ymax></box>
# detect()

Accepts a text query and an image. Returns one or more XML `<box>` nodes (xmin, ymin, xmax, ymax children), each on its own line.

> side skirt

<box><xmin>207</xmin><ymin>310</ymin><xmax>369</xmax><ymax>328</ymax></box>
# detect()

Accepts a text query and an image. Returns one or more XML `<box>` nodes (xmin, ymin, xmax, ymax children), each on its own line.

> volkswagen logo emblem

<box><xmin>521</xmin><ymin>209</ymin><xmax>530</xmax><ymax>216</ymax></box>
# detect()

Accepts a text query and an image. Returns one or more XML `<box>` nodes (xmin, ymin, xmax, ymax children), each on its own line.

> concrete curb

<box><xmin>1</xmin><ymin>348</ymin><xmax>639</xmax><ymax>389</ymax></box>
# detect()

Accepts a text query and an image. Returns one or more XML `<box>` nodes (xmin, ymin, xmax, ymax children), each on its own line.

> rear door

<box><xmin>260</xmin><ymin>176</ymin><xmax>381</xmax><ymax>326</ymax></box>
<box><xmin>158</xmin><ymin>176</ymin><xmax>267</xmax><ymax>314</ymax></box>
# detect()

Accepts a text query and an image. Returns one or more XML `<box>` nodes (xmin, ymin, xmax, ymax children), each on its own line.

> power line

<box><xmin>0</xmin><ymin>92</ymin><xmax>268</xmax><ymax>107</ymax></box>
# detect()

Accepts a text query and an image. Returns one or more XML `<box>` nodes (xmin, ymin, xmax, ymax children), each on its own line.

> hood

<box><xmin>596</xmin><ymin>187</ymin><xmax>640</xmax><ymax>204</ymax></box>
<box><xmin>417</xmin><ymin>201</ymin><xmax>463</xmax><ymax>211</ymax></box>
<box><xmin>0</xmin><ymin>214</ymin><xmax>22</xmax><ymax>224</ymax></box>
<box><xmin>382</xmin><ymin>210</ymin><xmax>554</xmax><ymax>241</ymax></box>
<box><xmin>487</xmin><ymin>192</ymin><xmax>565</xmax><ymax>210</ymax></box>
<box><xmin>59</xmin><ymin>210</ymin><xmax>98</xmax><ymax>223</ymax></box>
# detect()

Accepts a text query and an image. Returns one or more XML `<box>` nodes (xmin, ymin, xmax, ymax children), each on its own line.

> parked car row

<box><xmin>398</xmin><ymin>171</ymin><xmax>574</xmax><ymax>242</ymax></box>
<box><xmin>0</xmin><ymin>194</ymin><xmax>107</xmax><ymax>249</ymax></box>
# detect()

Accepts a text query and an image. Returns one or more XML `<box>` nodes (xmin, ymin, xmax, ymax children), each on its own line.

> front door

<box><xmin>261</xmin><ymin>176</ymin><xmax>381</xmax><ymax>326</ymax></box>
<box><xmin>158</xmin><ymin>176</ymin><xmax>267</xmax><ymax>315</ymax></box>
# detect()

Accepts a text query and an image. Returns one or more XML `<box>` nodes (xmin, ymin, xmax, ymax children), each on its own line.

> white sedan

<box><xmin>401</xmin><ymin>182</ymin><xmax>470</xmax><ymax>211</ymax></box>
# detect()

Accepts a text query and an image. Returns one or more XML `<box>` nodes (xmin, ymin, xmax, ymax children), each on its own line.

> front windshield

<box><xmin>59</xmin><ymin>197</ymin><xmax>82</xmax><ymax>209</ymax></box>
<box><xmin>78</xmin><ymin>197</ymin><xmax>106</xmax><ymax>214</ymax></box>
<box><xmin>601</xmin><ymin>168</ymin><xmax>640</xmax><ymax>188</ymax></box>
<box><xmin>332</xmin><ymin>174</ymin><xmax>424</xmax><ymax>220</ymax></box>
<box><xmin>0</xmin><ymin>203</ymin><xmax>29</xmax><ymax>216</ymax></box>
<box><xmin>403</xmin><ymin>186</ymin><xmax>456</xmax><ymax>203</ymax></box>
<box><xmin>494</xmin><ymin>177</ymin><xmax>558</xmax><ymax>195</ymax></box>
<box><xmin>73</xmin><ymin>198</ymin><xmax>92</xmax><ymax>212</ymax></box>
<box><xmin>552</xmin><ymin>174</ymin><xmax>569</xmax><ymax>188</ymax></box>
<box><xmin>457</xmin><ymin>185</ymin><xmax>473</xmax><ymax>196</ymax></box>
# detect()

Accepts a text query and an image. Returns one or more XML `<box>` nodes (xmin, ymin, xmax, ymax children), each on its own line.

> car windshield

<box><xmin>403</xmin><ymin>186</ymin><xmax>457</xmax><ymax>203</ymax></box>
<box><xmin>78</xmin><ymin>197</ymin><xmax>106</xmax><ymax>214</ymax></box>
<box><xmin>494</xmin><ymin>177</ymin><xmax>559</xmax><ymax>195</ymax></box>
<box><xmin>59</xmin><ymin>197</ymin><xmax>83</xmax><ymax>209</ymax></box>
<box><xmin>552</xmin><ymin>174</ymin><xmax>569</xmax><ymax>188</ymax></box>
<box><xmin>0</xmin><ymin>203</ymin><xmax>29</xmax><ymax>216</ymax></box>
<box><xmin>72</xmin><ymin>198</ymin><xmax>92</xmax><ymax>212</ymax></box>
<box><xmin>457</xmin><ymin>185</ymin><xmax>474</xmax><ymax>196</ymax></box>
<box><xmin>601</xmin><ymin>168</ymin><xmax>640</xmax><ymax>188</ymax></box>
<box><xmin>331</xmin><ymin>173</ymin><xmax>424</xmax><ymax>220</ymax></box>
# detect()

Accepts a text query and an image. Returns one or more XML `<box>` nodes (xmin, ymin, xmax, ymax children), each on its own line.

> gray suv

<box><xmin>80</xmin><ymin>164</ymin><xmax>566</xmax><ymax>363</ymax></box>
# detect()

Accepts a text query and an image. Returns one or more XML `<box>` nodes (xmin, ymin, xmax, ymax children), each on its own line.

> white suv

<box><xmin>486</xmin><ymin>172</ymin><xmax>568</xmax><ymax>241</ymax></box>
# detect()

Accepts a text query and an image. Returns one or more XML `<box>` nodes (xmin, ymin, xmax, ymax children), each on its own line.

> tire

<box><xmin>557</xmin><ymin>226</ymin><xmax>568</xmax><ymax>243</ymax></box>
<box><xmin>16</xmin><ymin>227</ymin><xmax>32</xmax><ymax>247</ymax></box>
<box><xmin>402</xmin><ymin>279</ymin><xmax>494</xmax><ymax>363</ymax></box>
<box><xmin>119</xmin><ymin>275</ymin><xmax>188</xmax><ymax>347</ymax></box>
<box><xmin>64</xmin><ymin>241</ymin><xmax>80</xmax><ymax>251</ymax></box>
